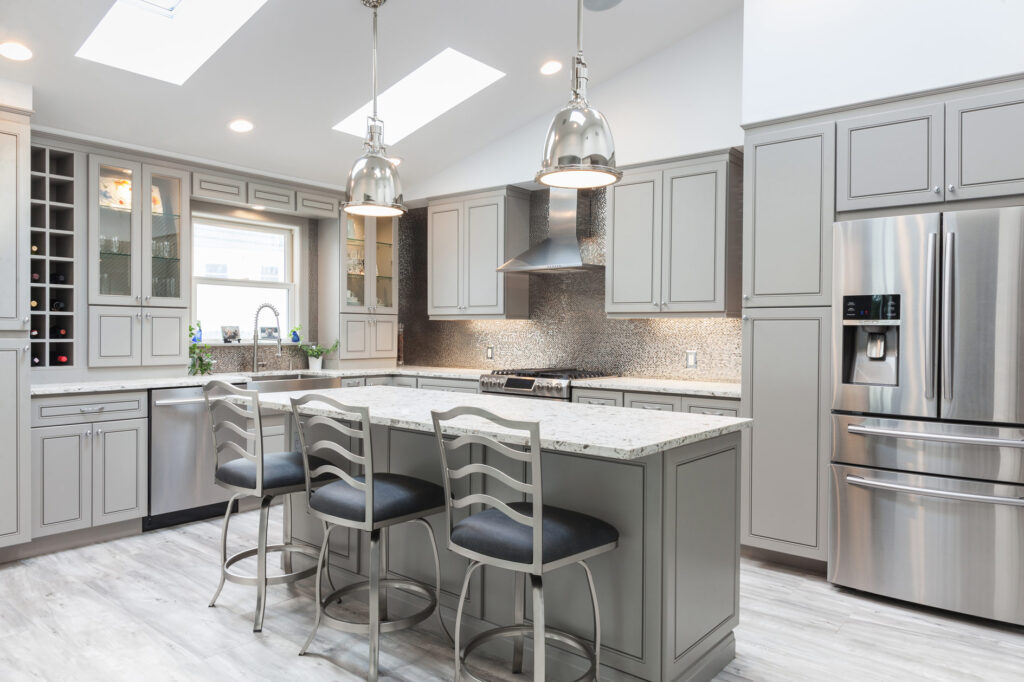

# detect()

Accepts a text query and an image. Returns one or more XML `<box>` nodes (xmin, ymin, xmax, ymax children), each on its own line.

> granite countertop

<box><xmin>255</xmin><ymin>386</ymin><xmax>750</xmax><ymax>461</ymax></box>
<box><xmin>573</xmin><ymin>376</ymin><xmax>741</xmax><ymax>398</ymax></box>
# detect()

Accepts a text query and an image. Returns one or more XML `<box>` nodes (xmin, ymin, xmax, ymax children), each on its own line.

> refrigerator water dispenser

<box><xmin>841</xmin><ymin>295</ymin><xmax>900</xmax><ymax>386</ymax></box>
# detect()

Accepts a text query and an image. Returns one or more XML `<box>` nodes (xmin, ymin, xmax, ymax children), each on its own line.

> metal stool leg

<box><xmin>581</xmin><ymin>560</ymin><xmax>601</xmax><ymax>680</ymax></box>
<box><xmin>300</xmin><ymin>520</ymin><xmax>331</xmax><ymax>655</ymax></box>
<box><xmin>512</xmin><ymin>571</ymin><xmax>525</xmax><ymax>673</ymax></box>
<box><xmin>454</xmin><ymin>560</ymin><xmax>482</xmax><ymax>682</ymax></box>
<box><xmin>324</xmin><ymin>524</ymin><xmax>337</xmax><ymax>595</ymax></box>
<box><xmin>368</xmin><ymin>528</ymin><xmax>382</xmax><ymax>681</ymax></box>
<box><xmin>414</xmin><ymin>518</ymin><xmax>453</xmax><ymax>646</ymax></box>
<box><xmin>253</xmin><ymin>494</ymin><xmax>272</xmax><ymax>633</ymax></box>
<box><xmin>531</xmin><ymin>574</ymin><xmax>545</xmax><ymax>681</ymax></box>
<box><xmin>209</xmin><ymin>493</ymin><xmax>242</xmax><ymax>608</ymax></box>
<box><xmin>378</xmin><ymin>527</ymin><xmax>389</xmax><ymax>623</ymax></box>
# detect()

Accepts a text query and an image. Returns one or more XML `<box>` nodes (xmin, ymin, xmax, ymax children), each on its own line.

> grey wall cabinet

<box><xmin>743</xmin><ymin>124</ymin><xmax>835</xmax><ymax>308</ymax></box>
<box><xmin>426</xmin><ymin>188</ymin><xmax>529</xmax><ymax>320</ymax></box>
<box><xmin>191</xmin><ymin>171</ymin><xmax>247</xmax><ymax>206</ymax></box>
<box><xmin>0</xmin><ymin>117</ymin><xmax>31</xmax><ymax>333</ymax></box>
<box><xmin>89</xmin><ymin>305</ymin><xmax>187</xmax><ymax>367</ymax></box>
<box><xmin>0</xmin><ymin>342</ymin><xmax>31</xmax><ymax>548</ymax></box>
<box><xmin>295</xmin><ymin>191</ymin><xmax>339</xmax><ymax>219</ymax></box>
<box><xmin>836</xmin><ymin>103</ymin><xmax>945</xmax><ymax>210</ymax></box>
<box><xmin>247</xmin><ymin>182</ymin><xmax>295</xmax><ymax>213</ymax></box>
<box><xmin>946</xmin><ymin>88</ymin><xmax>1024</xmax><ymax>201</ymax></box>
<box><xmin>607</xmin><ymin>152</ymin><xmax>742</xmax><ymax>317</ymax></box>
<box><xmin>741</xmin><ymin>306</ymin><xmax>831</xmax><ymax>560</ymax></box>
<box><xmin>336</xmin><ymin>314</ymin><xmax>397</xmax><ymax>361</ymax></box>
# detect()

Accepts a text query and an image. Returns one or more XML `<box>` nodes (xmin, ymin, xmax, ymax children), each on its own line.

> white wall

<box><xmin>743</xmin><ymin>0</ymin><xmax>1024</xmax><ymax>125</ymax></box>
<box><xmin>407</xmin><ymin>9</ymin><xmax>744</xmax><ymax>200</ymax></box>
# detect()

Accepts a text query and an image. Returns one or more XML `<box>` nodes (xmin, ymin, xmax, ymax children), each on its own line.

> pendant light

<box><xmin>344</xmin><ymin>0</ymin><xmax>405</xmax><ymax>217</ymax></box>
<box><xmin>535</xmin><ymin>0</ymin><xmax>621</xmax><ymax>189</ymax></box>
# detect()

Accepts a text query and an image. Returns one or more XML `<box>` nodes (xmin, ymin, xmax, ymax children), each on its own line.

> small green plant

<box><xmin>188</xmin><ymin>322</ymin><xmax>214</xmax><ymax>376</ymax></box>
<box><xmin>299</xmin><ymin>339</ymin><xmax>340</xmax><ymax>359</ymax></box>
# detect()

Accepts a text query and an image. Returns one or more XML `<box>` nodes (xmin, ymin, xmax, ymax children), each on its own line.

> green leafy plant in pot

<box><xmin>299</xmin><ymin>339</ymin><xmax>339</xmax><ymax>371</ymax></box>
<box><xmin>188</xmin><ymin>322</ymin><xmax>214</xmax><ymax>376</ymax></box>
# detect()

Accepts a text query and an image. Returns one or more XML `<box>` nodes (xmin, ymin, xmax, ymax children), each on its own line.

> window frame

<box><xmin>191</xmin><ymin>214</ymin><xmax>299</xmax><ymax>342</ymax></box>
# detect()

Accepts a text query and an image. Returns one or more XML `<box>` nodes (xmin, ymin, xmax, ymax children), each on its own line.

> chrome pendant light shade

<box><xmin>344</xmin><ymin>0</ymin><xmax>405</xmax><ymax>217</ymax></box>
<box><xmin>536</xmin><ymin>0</ymin><xmax>621</xmax><ymax>189</ymax></box>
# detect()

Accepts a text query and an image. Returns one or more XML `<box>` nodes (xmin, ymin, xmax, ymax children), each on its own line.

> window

<box><xmin>193</xmin><ymin>218</ymin><xmax>295</xmax><ymax>341</ymax></box>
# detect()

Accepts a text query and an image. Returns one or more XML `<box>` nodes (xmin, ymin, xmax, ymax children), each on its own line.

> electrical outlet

<box><xmin>486</xmin><ymin>345</ymin><xmax>494</xmax><ymax>360</ymax></box>
<box><xmin>685</xmin><ymin>350</ymin><xmax>698</xmax><ymax>369</ymax></box>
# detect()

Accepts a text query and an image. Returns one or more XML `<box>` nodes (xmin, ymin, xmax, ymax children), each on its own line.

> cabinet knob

<box><xmin>85</xmin><ymin>430</ymin><xmax>92</xmax><ymax>437</ymax></box>
<box><xmin>743</xmin><ymin>294</ymin><xmax>749</xmax><ymax>300</ymax></box>
<box><xmin>947</xmin><ymin>184</ymin><xmax>955</xmax><ymax>192</ymax></box>
<box><xmin>23</xmin><ymin>345</ymin><xmax>29</xmax><ymax>352</ymax></box>
<box><xmin>742</xmin><ymin>315</ymin><xmax>749</xmax><ymax>321</ymax></box>
<box><xmin>145</xmin><ymin>295</ymin><xmax>151</xmax><ymax>301</ymax></box>
<box><xmin>933</xmin><ymin>186</ymin><xmax>940</xmax><ymax>194</ymax></box>
<box><xmin>95</xmin><ymin>429</ymin><xmax>103</xmax><ymax>436</ymax></box>
<box><xmin>22</xmin><ymin>316</ymin><xmax>28</xmax><ymax>324</ymax></box>
<box><xmin>136</xmin><ymin>295</ymin><xmax>141</xmax><ymax>302</ymax></box>
<box><xmin>136</xmin><ymin>312</ymin><xmax>142</xmax><ymax>319</ymax></box>
<box><xmin>145</xmin><ymin>312</ymin><xmax>152</xmax><ymax>319</ymax></box>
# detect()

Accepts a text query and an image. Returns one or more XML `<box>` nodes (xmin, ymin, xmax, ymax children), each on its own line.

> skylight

<box><xmin>75</xmin><ymin>0</ymin><xmax>268</xmax><ymax>85</ymax></box>
<box><xmin>334</xmin><ymin>48</ymin><xmax>505</xmax><ymax>145</ymax></box>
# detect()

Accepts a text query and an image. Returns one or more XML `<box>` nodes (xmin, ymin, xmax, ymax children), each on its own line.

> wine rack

<box><xmin>30</xmin><ymin>144</ymin><xmax>78</xmax><ymax>368</ymax></box>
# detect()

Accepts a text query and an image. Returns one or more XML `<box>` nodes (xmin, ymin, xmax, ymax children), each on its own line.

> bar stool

<box><xmin>290</xmin><ymin>393</ymin><xmax>452</xmax><ymax>681</ymax></box>
<box><xmin>204</xmin><ymin>380</ymin><xmax>320</xmax><ymax>632</ymax></box>
<box><xmin>431</xmin><ymin>406</ymin><xmax>619</xmax><ymax>682</ymax></box>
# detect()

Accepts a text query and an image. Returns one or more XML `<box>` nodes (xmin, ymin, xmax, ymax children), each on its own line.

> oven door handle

<box><xmin>846</xmin><ymin>475</ymin><xmax>1024</xmax><ymax>507</ymax></box>
<box><xmin>847</xmin><ymin>423</ymin><xmax>1024</xmax><ymax>448</ymax></box>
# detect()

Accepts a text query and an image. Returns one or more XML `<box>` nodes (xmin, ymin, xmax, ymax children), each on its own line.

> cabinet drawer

<box><xmin>192</xmin><ymin>172</ymin><xmax>247</xmax><ymax>205</ymax></box>
<box><xmin>32</xmin><ymin>391</ymin><xmax>148</xmax><ymax>427</ymax></box>
<box><xmin>416</xmin><ymin>378</ymin><xmax>478</xmax><ymax>393</ymax></box>
<box><xmin>341</xmin><ymin>377</ymin><xmax>366</xmax><ymax>388</ymax></box>
<box><xmin>365</xmin><ymin>376</ymin><xmax>392</xmax><ymax>386</ymax></box>
<box><xmin>572</xmin><ymin>388</ymin><xmax>624</xmax><ymax>407</ymax></box>
<box><xmin>392</xmin><ymin>376</ymin><xmax>417</xmax><ymax>388</ymax></box>
<box><xmin>625</xmin><ymin>392</ymin><xmax>682</xmax><ymax>412</ymax></box>
<box><xmin>296</xmin><ymin>191</ymin><xmax>339</xmax><ymax>218</ymax></box>
<box><xmin>684</xmin><ymin>397</ymin><xmax>740</xmax><ymax>417</ymax></box>
<box><xmin>248</xmin><ymin>182</ymin><xmax>296</xmax><ymax>212</ymax></box>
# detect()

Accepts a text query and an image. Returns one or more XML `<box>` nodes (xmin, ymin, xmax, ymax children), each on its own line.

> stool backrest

<box><xmin>431</xmin><ymin>406</ymin><xmax>543</xmax><ymax>572</ymax></box>
<box><xmin>203</xmin><ymin>380</ymin><xmax>265</xmax><ymax>493</ymax></box>
<box><xmin>291</xmin><ymin>393</ymin><xmax>375</xmax><ymax>531</ymax></box>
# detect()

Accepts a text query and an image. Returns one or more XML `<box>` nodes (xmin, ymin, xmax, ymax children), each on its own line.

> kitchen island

<box><xmin>256</xmin><ymin>386</ymin><xmax>750</xmax><ymax>682</ymax></box>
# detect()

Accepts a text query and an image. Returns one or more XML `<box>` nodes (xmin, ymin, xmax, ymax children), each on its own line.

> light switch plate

<box><xmin>486</xmin><ymin>345</ymin><xmax>494</xmax><ymax>360</ymax></box>
<box><xmin>685</xmin><ymin>350</ymin><xmax>698</xmax><ymax>368</ymax></box>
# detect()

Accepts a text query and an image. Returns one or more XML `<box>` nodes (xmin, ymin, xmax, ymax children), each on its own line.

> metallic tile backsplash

<box><xmin>209</xmin><ymin>344</ymin><xmax>309</xmax><ymax>373</ymax></box>
<box><xmin>399</xmin><ymin>190</ymin><xmax>742</xmax><ymax>381</ymax></box>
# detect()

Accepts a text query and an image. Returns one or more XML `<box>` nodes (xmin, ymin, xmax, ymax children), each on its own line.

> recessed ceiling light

<box><xmin>540</xmin><ymin>60</ymin><xmax>562</xmax><ymax>76</ymax></box>
<box><xmin>251</xmin><ymin>205</ymin><xmax>265</xmax><ymax>211</ymax></box>
<box><xmin>0</xmin><ymin>42</ymin><xmax>33</xmax><ymax>61</ymax></box>
<box><xmin>229</xmin><ymin>118</ymin><xmax>254</xmax><ymax>133</ymax></box>
<box><xmin>75</xmin><ymin>0</ymin><xmax>269</xmax><ymax>85</ymax></box>
<box><xmin>334</xmin><ymin>48</ymin><xmax>504</xmax><ymax>145</ymax></box>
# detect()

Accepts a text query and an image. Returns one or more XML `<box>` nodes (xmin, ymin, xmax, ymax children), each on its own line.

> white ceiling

<box><xmin>0</xmin><ymin>0</ymin><xmax>739</xmax><ymax>194</ymax></box>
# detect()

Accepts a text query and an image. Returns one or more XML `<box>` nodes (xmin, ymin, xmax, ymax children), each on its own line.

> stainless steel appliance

<box><xmin>479</xmin><ymin>368</ymin><xmax>607</xmax><ymax>401</ymax></box>
<box><xmin>831</xmin><ymin>208</ymin><xmax>1024</xmax><ymax>626</ymax></box>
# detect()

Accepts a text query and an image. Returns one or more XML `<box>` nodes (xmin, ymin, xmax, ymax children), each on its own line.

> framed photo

<box><xmin>259</xmin><ymin>326</ymin><xmax>280</xmax><ymax>340</ymax></box>
<box><xmin>221</xmin><ymin>326</ymin><xmax>240</xmax><ymax>343</ymax></box>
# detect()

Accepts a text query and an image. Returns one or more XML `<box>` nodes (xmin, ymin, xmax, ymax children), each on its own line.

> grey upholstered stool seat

<box><xmin>451</xmin><ymin>502</ymin><xmax>619</xmax><ymax>565</ymax></box>
<box><xmin>309</xmin><ymin>474</ymin><xmax>445</xmax><ymax>523</ymax></box>
<box><xmin>215</xmin><ymin>450</ymin><xmax>305</xmax><ymax>490</ymax></box>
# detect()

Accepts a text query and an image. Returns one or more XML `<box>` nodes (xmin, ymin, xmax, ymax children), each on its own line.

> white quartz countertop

<box><xmin>572</xmin><ymin>376</ymin><xmax>741</xmax><ymax>398</ymax></box>
<box><xmin>255</xmin><ymin>386</ymin><xmax>749</xmax><ymax>460</ymax></box>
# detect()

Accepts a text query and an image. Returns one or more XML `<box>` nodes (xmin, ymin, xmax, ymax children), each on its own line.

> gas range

<box><xmin>479</xmin><ymin>368</ymin><xmax>608</xmax><ymax>401</ymax></box>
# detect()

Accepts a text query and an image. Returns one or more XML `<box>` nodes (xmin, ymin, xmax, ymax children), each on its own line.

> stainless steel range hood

<box><xmin>497</xmin><ymin>187</ymin><xmax>602</xmax><ymax>273</ymax></box>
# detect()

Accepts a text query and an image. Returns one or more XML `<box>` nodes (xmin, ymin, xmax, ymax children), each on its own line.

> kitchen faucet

<box><xmin>253</xmin><ymin>302</ymin><xmax>283</xmax><ymax>372</ymax></box>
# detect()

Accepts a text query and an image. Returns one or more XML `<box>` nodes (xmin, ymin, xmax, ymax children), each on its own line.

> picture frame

<box><xmin>221</xmin><ymin>326</ymin><xmax>240</xmax><ymax>343</ymax></box>
<box><xmin>259</xmin><ymin>326</ymin><xmax>280</xmax><ymax>340</ymax></box>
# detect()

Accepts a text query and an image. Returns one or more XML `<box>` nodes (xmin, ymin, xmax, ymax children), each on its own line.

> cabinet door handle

<box><xmin>95</xmin><ymin>429</ymin><xmax>103</xmax><ymax>437</ymax></box>
<box><xmin>84</xmin><ymin>430</ymin><xmax>92</xmax><ymax>438</ymax></box>
<box><xmin>22</xmin><ymin>316</ymin><xmax>29</xmax><ymax>324</ymax></box>
<box><xmin>79</xmin><ymin>406</ymin><xmax>106</xmax><ymax>414</ymax></box>
<box><xmin>136</xmin><ymin>295</ymin><xmax>141</xmax><ymax>302</ymax></box>
<box><xmin>145</xmin><ymin>295</ymin><xmax>151</xmax><ymax>301</ymax></box>
<box><xmin>933</xmin><ymin>186</ymin><xmax>940</xmax><ymax>194</ymax></box>
<box><xmin>136</xmin><ymin>312</ymin><xmax>142</xmax><ymax>319</ymax></box>
<box><xmin>145</xmin><ymin>313</ymin><xmax>152</xmax><ymax>319</ymax></box>
<box><xmin>947</xmin><ymin>184</ymin><xmax>955</xmax><ymax>193</ymax></box>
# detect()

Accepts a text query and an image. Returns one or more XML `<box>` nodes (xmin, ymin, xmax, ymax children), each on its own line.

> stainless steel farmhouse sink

<box><xmin>245</xmin><ymin>373</ymin><xmax>344</xmax><ymax>393</ymax></box>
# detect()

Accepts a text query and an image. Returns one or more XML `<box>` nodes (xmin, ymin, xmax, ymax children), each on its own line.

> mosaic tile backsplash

<box><xmin>399</xmin><ymin>190</ymin><xmax>742</xmax><ymax>381</ymax></box>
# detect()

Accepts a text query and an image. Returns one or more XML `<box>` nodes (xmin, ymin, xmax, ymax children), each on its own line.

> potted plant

<box><xmin>188</xmin><ymin>322</ymin><xmax>214</xmax><ymax>375</ymax></box>
<box><xmin>300</xmin><ymin>339</ymin><xmax>339</xmax><ymax>371</ymax></box>
<box><xmin>289</xmin><ymin>324</ymin><xmax>302</xmax><ymax>343</ymax></box>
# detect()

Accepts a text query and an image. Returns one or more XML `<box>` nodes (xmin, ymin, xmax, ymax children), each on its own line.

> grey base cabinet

<box><xmin>0</xmin><ymin>341</ymin><xmax>31</xmax><ymax>548</ymax></box>
<box><xmin>741</xmin><ymin>307</ymin><xmax>831</xmax><ymax>560</ymax></box>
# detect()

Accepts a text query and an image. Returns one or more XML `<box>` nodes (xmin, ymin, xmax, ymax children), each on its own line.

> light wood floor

<box><xmin>2</xmin><ymin>507</ymin><xmax>1022</xmax><ymax>681</ymax></box>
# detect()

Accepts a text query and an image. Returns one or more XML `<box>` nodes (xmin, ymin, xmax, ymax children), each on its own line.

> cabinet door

<box><xmin>142</xmin><ymin>165</ymin><xmax>190</xmax><ymax>307</ymax></box>
<box><xmin>261</xmin><ymin>414</ymin><xmax>289</xmax><ymax>454</ymax></box>
<box><xmin>142</xmin><ymin>308</ymin><xmax>188</xmax><ymax>366</ymax></box>
<box><xmin>341</xmin><ymin>215</ymin><xmax>371</xmax><ymax>314</ymax></box>
<box><xmin>662</xmin><ymin>161</ymin><xmax>727</xmax><ymax>313</ymax></box>
<box><xmin>0</xmin><ymin>118</ymin><xmax>30</xmax><ymax>332</ymax></box>
<box><xmin>946</xmin><ymin>88</ymin><xmax>1024</xmax><ymax>201</ymax></box>
<box><xmin>463</xmin><ymin>195</ymin><xmax>505</xmax><ymax>316</ymax></box>
<box><xmin>338</xmin><ymin>314</ymin><xmax>371</xmax><ymax>360</ymax></box>
<box><xmin>427</xmin><ymin>202</ymin><xmax>463</xmax><ymax>316</ymax></box>
<box><xmin>741</xmin><ymin>307</ymin><xmax>831</xmax><ymax>560</ymax></box>
<box><xmin>743</xmin><ymin>124</ymin><xmax>835</xmax><ymax>308</ymax></box>
<box><xmin>624</xmin><ymin>392</ymin><xmax>681</xmax><ymax>412</ymax></box>
<box><xmin>372</xmin><ymin>217</ymin><xmax>398</xmax><ymax>315</ymax></box>
<box><xmin>606</xmin><ymin>169</ymin><xmax>662</xmax><ymax>314</ymax></box>
<box><xmin>88</xmin><ymin>305</ymin><xmax>141</xmax><ymax>367</ymax></box>
<box><xmin>92</xmin><ymin>418</ymin><xmax>148</xmax><ymax>526</ymax></box>
<box><xmin>836</xmin><ymin>104</ymin><xmax>944</xmax><ymax>211</ymax></box>
<box><xmin>32</xmin><ymin>423</ymin><xmax>92</xmax><ymax>537</ymax></box>
<box><xmin>89</xmin><ymin>155</ymin><xmax>143</xmax><ymax>305</ymax></box>
<box><xmin>0</xmin><ymin>342</ymin><xmax>30</xmax><ymax>548</ymax></box>
<box><xmin>370</xmin><ymin>316</ymin><xmax>398</xmax><ymax>359</ymax></box>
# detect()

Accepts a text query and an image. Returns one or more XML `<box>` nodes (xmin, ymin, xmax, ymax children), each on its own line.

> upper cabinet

<box><xmin>606</xmin><ymin>150</ymin><xmax>742</xmax><ymax>317</ymax></box>
<box><xmin>946</xmin><ymin>88</ymin><xmax>1024</xmax><ymax>201</ymax></box>
<box><xmin>341</xmin><ymin>215</ymin><xmax>397</xmax><ymax>316</ymax></box>
<box><xmin>89</xmin><ymin>155</ymin><xmax>190</xmax><ymax>308</ymax></box>
<box><xmin>427</xmin><ymin>188</ymin><xmax>529</xmax><ymax>320</ymax></box>
<box><xmin>743</xmin><ymin>123</ymin><xmax>835</xmax><ymax>308</ymax></box>
<box><xmin>836</xmin><ymin>104</ymin><xmax>945</xmax><ymax>211</ymax></box>
<box><xmin>0</xmin><ymin>116</ymin><xmax>31</xmax><ymax>332</ymax></box>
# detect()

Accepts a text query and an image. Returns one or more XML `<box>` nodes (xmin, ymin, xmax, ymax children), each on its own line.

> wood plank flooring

<box><xmin>1</xmin><ymin>506</ymin><xmax>1022</xmax><ymax>681</ymax></box>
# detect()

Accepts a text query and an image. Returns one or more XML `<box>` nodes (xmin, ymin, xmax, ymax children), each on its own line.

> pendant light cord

<box><xmin>571</xmin><ymin>0</ymin><xmax>588</xmax><ymax>105</ymax></box>
<box><xmin>372</xmin><ymin>7</ymin><xmax>378</xmax><ymax>121</ymax></box>
<box><xmin>576</xmin><ymin>0</ymin><xmax>583</xmax><ymax>56</ymax></box>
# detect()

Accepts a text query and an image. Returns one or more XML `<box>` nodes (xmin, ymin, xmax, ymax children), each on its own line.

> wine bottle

<box><xmin>30</xmin><ymin>244</ymin><xmax>38</xmax><ymax>254</ymax></box>
<box><xmin>50</xmin><ymin>354</ymin><xmax>69</xmax><ymax>365</ymax></box>
<box><xmin>50</xmin><ymin>300</ymin><xmax>66</xmax><ymax>311</ymax></box>
<box><xmin>31</xmin><ymin>272</ymin><xmax>40</xmax><ymax>282</ymax></box>
<box><xmin>30</xmin><ymin>329</ymin><xmax>38</xmax><ymax>337</ymax></box>
<box><xmin>50</xmin><ymin>325</ymin><xmax>67</xmax><ymax>338</ymax></box>
<box><xmin>30</xmin><ymin>299</ymin><xmax>38</xmax><ymax>309</ymax></box>
<box><xmin>31</xmin><ymin>355</ymin><xmax>41</xmax><ymax>366</ymax></box>
<box><xmin>49</xmin><ymin>272</ymin><xmax>66</xmax><ymax>284</ymax></box>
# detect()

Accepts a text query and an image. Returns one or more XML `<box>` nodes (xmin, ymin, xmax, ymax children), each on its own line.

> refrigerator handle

<box><xmin>925</xmin><ymin>233</ymin><xmax>938</xmax><ymax>400</ymax></box>
<box><xmin>846</xmin><ymin>475</ymin><xmax>1024</xmax><ymax>507</ymax></box>
<box><xmin>942</xmin><ymin>232</ymin><xmax>955</xmax><ymax>401</ymax></box>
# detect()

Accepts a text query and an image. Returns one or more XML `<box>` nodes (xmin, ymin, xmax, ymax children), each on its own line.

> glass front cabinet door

<box><xmin>341</xmin><ymin>216</ymin><xmax>398</xmax><ymax>315</ymax></box>
<box><xmin>89</xmin><ymin>155</ymin><xmax>143</xmax><ymax>306</ymax></box>
<box><xmin>142</xmin><ymin>165</ymin><xmax>190</xmax><ymax>307</ymax></box>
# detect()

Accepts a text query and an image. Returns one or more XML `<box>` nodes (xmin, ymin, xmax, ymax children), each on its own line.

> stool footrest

<box><xmin>460</xmin><ymin>624</ymin><xmax>597</xmax><ymax>682</ymax></box>
<box><xmin>319</xmin><ymin>578</ymin><xmax>437</xmax><ymax>635</ymax></box>
<box><xmin>222</xmin><ymin>543</ymin><xmax>318</xmax><ymax>587</ymax></box>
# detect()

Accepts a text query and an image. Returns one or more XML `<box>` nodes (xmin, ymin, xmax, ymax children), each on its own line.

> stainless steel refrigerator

<box><xmin>831</xmin><ymin>207</ymin><xmax>1024</xmax><ymax>626</ymax></box>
